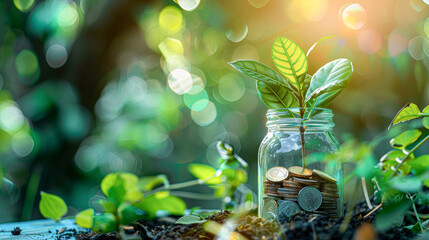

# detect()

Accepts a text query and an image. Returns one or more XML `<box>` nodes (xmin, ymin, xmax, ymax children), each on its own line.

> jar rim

<box><xmin>266</xmin><ymin>108</ymin><xmax>335</xmax><ymax>129</ymax></box>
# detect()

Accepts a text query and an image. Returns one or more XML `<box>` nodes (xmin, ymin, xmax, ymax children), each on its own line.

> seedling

<box><xmin>70</xmin><ymin>141</ymin><xmax>249</xmax><ymax>233</ymax></box>
<box><xmin>229</xmin><ymin>36</ymin><xmax>353</xmax><ymax>167</ymax></box>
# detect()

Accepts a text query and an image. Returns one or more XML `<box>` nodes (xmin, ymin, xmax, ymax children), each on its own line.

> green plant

<box><xmin>74</xmin><ymin>141</ymin><xmax>249</xmax><ymax>233</ymax></box>
<box><xmin>229</xmin><ymin>36</ymin><xmax>353</xmax><ymax>167</ymax></box>
<box><xmin>38</xmin><ymin>192</ymin><xmax>68</xmax><ymax>222</ymax></box>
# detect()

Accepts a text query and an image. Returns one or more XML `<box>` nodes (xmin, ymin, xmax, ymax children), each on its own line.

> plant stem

<box><xmin>409</xmin><ymin>194</ymin><xmax>424</xmax><ymax>234</ymax></box>
<box><xmin>299</xmin><ymin>101</ymin><xmax>306</xmax><ymax>168</ymax></box>
<box><xmin>146</xmin><ymin>175</ymin><xmax>218</xmax><ymax>196</ymax></box>
<box><xmin>169</xmin><ymin>191</ymin><xmax>220</xmax><ymax>200</ymax></box>
<box><xmin>390</xmin><ymin>134</ymin><xmax>429</xmax><ymax>178</ymax></box>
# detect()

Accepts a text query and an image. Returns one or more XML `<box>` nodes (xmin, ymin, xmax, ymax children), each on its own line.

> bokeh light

<box><xmin>159</xmin><ymin>6</ymin><xmax>183</xmax><ymax>35</ymax></box>
<box><xmin>184</xmin><ymin>87</ymin><xmax>209</xmax><ymax>111</ymax></box>
<box><xmin>191</xmin><ymin>101</ymin><xmax>217</xmax><ymax>126</ymax></box>
<box><xmin>388</xmin><ymin>32</ymin><xmax>409</xmax><ymax>57</ymax></box>
<box><xmin>168</xmin><ymin>69</ymin><xmax>193</xmax><ymax>95</ymax></box>
<box><xmin>13</xmin><ymin>0</ymin><xmax>35</xmax><ymax>12</ymax></box>
<box><xmin>218</xmin><ymin>74</ymin><xmax>246</xmax><ymax>102</ymax></box>
<box><xmin>11</xmin><ymin>131</ymin><xmax>34</xmax><ymax>157</ymax></box>
<box><xmin>423</xmin><ymin>37</ymin><xmax>429</xmax><ymax>57</ymax></box>
<box><xmin>15</xmin><ymin>50</ymin><xmax>39</xmax><ymax>79</ymax></box>
<box><xmin>46</xmin><ymin>44</ymin><xmax>68</xmax><ymax>68</ymax></box>
<box><xmin>286</xmin><ymin>0</ymin><xmax>329</xmax><ymax>22</ymax></box>
<box><xmin>232</xmin><ymin>44</ymin><xmax>260</xmax><ymax>62</ymax></box>
<box><xmin>0</xmin><ymin>104</ymin><xmax>25</xmax><ymax>133</ymax></box>
<box><xmin>225</xmin><ymin>21</ymin><xmax>248</xmax><ymax>43</ymax></box>
<box><xmin>57</xmin><ymin>4</ymin><xmax>79</xmax><ymax>28</ymax></box>
<box><xmin>177</xmin><ymin>0</ymin><xmax>200</xmax><ymax>11</ymax></box>
<box><xmin>358</xmin><ymin>29</ymin><xmax>382</xmax><ymax>54</ymax></box>
<box><xmin>340</xmin><ymin>3</ymin><xmax>367</xmax><ymax>30</ymax></box>
<box><xmin>408</xmin><ymin>36</ymin><xmax>425</xmax><ymax>60</ymax></box>
<box><xmin>248</xmin><ymin>0</ymin><xmax>270</xmax><ymax>8</ymax></box>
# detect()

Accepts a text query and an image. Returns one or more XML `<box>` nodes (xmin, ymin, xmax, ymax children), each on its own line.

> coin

<box><xmin>266</xmin><ymin>167</ymin><xmax>289</xmax><ymax>182</ymax></box>
<box><xmin>278</xmin><ymin>193</ymin><xmax>298</xmax><ymax>198</ymax></box>
<box><xmin>263</xmin><ymin>198</ymin><xmax>278</xmax><ymax>217</ymax></box>
<box><xmin>293</xmin><ymin>177</ymin><xmax>319</xmax><ymax>186</ymax></box>
<box><xmin>264</xmin><ymin>211</ymin><xmax>276</xmax><ymax>220</ymax></box>
<box><xmin>321</xmin><ymin>192</ymin><xmax>339</xmax><ymax>198</ymax></box>
<box><xmin>297</xmin><ymin>186</ymin><xmax>323</xmax><ymax>212</ymax></box>
<box><xmin>288</xmin><ymin>166</ymin><xmax>312</xmax><ymax>178</ymax></box>
<box><xmin>277</xmin><ymin>200</ymin><xmax>301</xmax><ymax>218</ymax></box>
<box><xmin>320</xmin><ymin>183</ymin><xmax>338</xmax><ymax>188</ymax></box>
<box><xmin>282</xmin><ymin>181</ymin><xmax>304</xmax><ymax>188</ymax></box>
<box><xmin>263</xmin><ymin>195</ymin><xmax>281</xmax><ymax>200</ymax></box>
<box><xmin>319</xmin><ymin>186</ymin><xmax>338</xmax><ymax>192</ymax></box>
<box><xmin>277</xmin><ymin>188</ymin><xmax>300</xmax><ymax>193</ymax></box>
<box><xmin>264</xmin><ymin>186</ymin><xmax>279</xmax><ymax>191</ymax></box>
<box><xmin>312</xmin><ymin>169</ymin><xmax>337</xmax><ymax>183</ymax></box>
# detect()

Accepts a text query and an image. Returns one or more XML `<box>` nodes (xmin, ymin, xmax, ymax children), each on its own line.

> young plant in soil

<box><xmin>37</xmin><ymin>142</ymin><xmax>249</xmax><ymax>235</ymax></box>
<box><xmin>310</xmin><ymin>102</ymin><xmax>429</xmax><ymax>238</ymax></box>
<box><xmin>229</xmin><ymin>36</ymin><xmax>353</xmax><ymax>168</ymax></box>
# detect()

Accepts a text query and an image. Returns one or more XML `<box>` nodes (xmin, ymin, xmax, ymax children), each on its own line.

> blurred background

<box><xmin>0</xmin><ymin>0</ymin><xmax>428</xmax><ymax>223</ymax></box>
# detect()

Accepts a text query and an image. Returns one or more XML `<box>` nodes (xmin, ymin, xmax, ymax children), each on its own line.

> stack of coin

<box><xmin>311</xmin><ymin>169</ymin><xmax>339</xmax><ymax>217</ymax></box>
<box><xmin>263</xmin><ymin>166</ymin><xmax>340</xmax><ymax>218</ymax></box>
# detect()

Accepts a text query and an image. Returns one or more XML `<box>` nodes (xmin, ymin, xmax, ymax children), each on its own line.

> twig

<box><xmin>361</xmin><ymin>177</ymin><xmax>373</xmax><ymax>210</ymax></box>
<box><xmin>363</xmin><ymin>204</ymin><xmax>383</xmax><ymax>219</ymax></box>
<box><xmin>311</xmin><ymin>221</ymin><xmax>317</xmax><ymax>240</ymax></box>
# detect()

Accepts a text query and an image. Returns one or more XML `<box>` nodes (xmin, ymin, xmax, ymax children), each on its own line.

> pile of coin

<box><xmin>263</xmin><ymin>166</ymin><xmax>339</xmax><ymax>219</ymax></box>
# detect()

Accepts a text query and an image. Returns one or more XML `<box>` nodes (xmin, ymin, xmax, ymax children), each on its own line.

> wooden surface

<box><xmin>0</xmin><ymin>218</ymin><xmax>87</xmax><ymax>240</ymax></box>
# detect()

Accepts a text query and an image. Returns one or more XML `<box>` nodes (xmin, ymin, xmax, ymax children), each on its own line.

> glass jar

<box><xmin>258</xmin><ymin>108</ymin><xmax>343</xmax><ymax>221</ymax></box>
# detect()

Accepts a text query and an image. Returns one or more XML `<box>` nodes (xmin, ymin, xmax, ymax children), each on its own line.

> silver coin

<box><xmin>277</xmin><ymin>200</ymin><xmax>301</xmax><ymax>218</ymax></box>
<box><xmin>297</xmin><ymin>186</ymin><xmax>323</xmax><ymax>212</ymax></box>
<box><xmin>262</xmin><ymin>198</ymin><xmax>278</xmax><ymax>217</ymax></box>
<box><xmin>264</xmin><ymin>211</ymin><xmax>276</xmax><ymax>221</ymax></box>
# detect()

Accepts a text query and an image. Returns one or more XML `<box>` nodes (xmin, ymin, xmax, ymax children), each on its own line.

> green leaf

<box><xmin>176</xmin><ymin>215</ymin><xmax>206</xmax><ymax>224</ymax></box>
<box><xmin>93</xmin><ymin>213</ymin><xmax>117</xmax><ymax>233</ymax></box>
<box><xmin>101</xmin><ymin>172</ymin><xmax>142</xmax><ymax>204</ymax></box>
<box><xmin>414</xmin><ymin>192</ymin><xmax>429</xmax><ymax>205</ymax></box>
<box><xmin>375</xmin><ymin>199</ymin><xmax>411</xmax><ymax>231</ymax></box>
<box><xmin>39</xmin><ymin>192</ymin><xmax>68</xmax><ymax>221</ymax></box>
<box><xmin>354</xmin><ymin>154</ymin><xmax>377</xmax><ymax>179</ymax></box>
<box><xmin>305</xmin><ymin>58</ymin><xmax>353</xmax><ymax>107</ymax></box>
<box><xmin>136</xmin><ymin>192</ymin><xmax>186</xmax><ymax>219</ymax></box>
<box><xmin>389</xmin><ymin>103</ymin><xmax>422</xmax><ymax>129</ymax></box>
<box><xmin>188</xmin><ymin>164</ymin><xmax>222</xmax><ymax>184</ymax></box>
<box><xmin>107</xmin><ymin>175</ymin><xmax>126</xmax><ymax>207</ymax></box>
<box><xmin>422</xmin><ymin>105</ymin><xmax>429</xmax><ymax>129</ymax></box>
<box><xmin>407</xmin><ymin>155</ymin><xmax>429</xmax><ymax>174</ymax></box>
<box><xmin>138</xmin><ymin>175</ymin><xmax>169</xmax><ymax>192</ymax></box>
<box><xmin>118</xmin><ymin>203</ymin><xmax>146</xmax><ymax>225</ymax></box>
<box><xmin>96</xmin><ymin>199</ymin><xmax>116</xmax><ymax>213</ymax></box>
<box><xmin>101</xmin><ymin>172</ymin><xmax>138</xmax><ymax>197</ymax></box>
<box><xmin>389</xmin><ymin>176</ymin><xmax>422</xmax><ymax>193</ymax></box>
<box><xmin>256</xmin><ymin>81</ymin><xmax>299</xmax><ymax>109</ymax></box>
<box><xmin>306</xmin><ymin>35</ymin><xmax>336</xmax><ymax>56</ymax></box>
<box><xmin>228</xmin><ymin>60</ymin><xmax>294</xmax><ymax>92</ymax></box>
<box><xmin>271</xmin><ymin>36</ymin><xmax>308</xmax><ymax>90</ymax></box>
<box><xmin>75</xmin><ymin>209</ymin><xmax>94</xmax><ymax>229</ymax></box>
<box><xmin>404</xmin><ymin>220</ymin><xmax>429</xmax><ymax>233</ymax></box>
<box><xmin>390</xmin><ymin>129</ymin><xmax>422</xmax><ymax>149</ymax></box>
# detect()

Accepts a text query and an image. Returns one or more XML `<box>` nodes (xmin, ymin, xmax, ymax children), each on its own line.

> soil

<box><xmin>11</xmin><ymin>227</ymin><xmax>22</xmax><ymax>235</ymax></box>
<box><xmin>77</xmin><ymin>197</ymin><xmax>425</xmax><ymax>240</ymax></box>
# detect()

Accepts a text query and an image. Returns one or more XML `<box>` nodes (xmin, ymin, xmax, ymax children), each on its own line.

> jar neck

<box><xmin>266</xmin><ymin>108</ymin><xmax>335</xmax><ymax>131</ymax></box>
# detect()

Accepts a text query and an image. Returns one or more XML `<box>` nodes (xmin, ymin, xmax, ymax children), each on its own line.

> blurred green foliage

<box><xmin>0</xmin><ymin>0</ymin><xmax>428</xmax><ymax>223</ymax></box>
